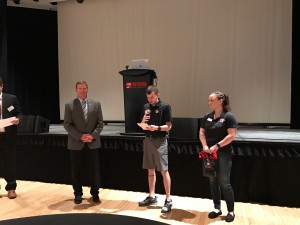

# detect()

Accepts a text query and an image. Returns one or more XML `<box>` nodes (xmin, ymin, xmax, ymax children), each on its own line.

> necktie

<box><xmin>82</xmin><ymin>100</ymin><xmax>87</xmax><ymax>121</ymax></box>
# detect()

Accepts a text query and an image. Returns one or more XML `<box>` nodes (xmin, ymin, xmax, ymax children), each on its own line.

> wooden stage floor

<box><xmin>0</xmin><ymin>179</ymin><xmax>299</xmax><ymax>225</ymax></box>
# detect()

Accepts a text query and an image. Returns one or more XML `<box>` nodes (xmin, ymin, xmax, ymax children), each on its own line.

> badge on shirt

<box><xmin>155</xmin><ymin>110</ymin><xmax>159</xmax><ymax>113</ymax></box>
<box><xmin>207</xmin><ymin>118</ymin><xmax>212</xmax><ymax>122</ymax></box>
<box><xmin>220</xmin><ymin>118</ymin><xmax>225</xmax><ymax>123</ymax></box>
<box><xmin>7</xmin><ymin>106</ymin><xmax>14</xmax><ymax>112</ymax></box>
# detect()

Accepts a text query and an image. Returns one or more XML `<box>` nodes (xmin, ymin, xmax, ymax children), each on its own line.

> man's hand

<box><xmin>141</xmin><ymin>109</ymin><xmax>151</xmax><ymax>123</ymax></box>
<box><xmin>10</xmin><ymin>118</ymin><xmax>20</xmax><ymax>125</ymax></box>
<box><xmin>81</xmin><ymin>134</ymin><xmax>94</xmax><ymax>142</ymax></box>
<box><xmin>148</xmin><ymin>125</ymin><xmax>158</xmax><ymax>131</ymax></box>
<box><xmin>142</xmin><ymin>114</ymin><xmax>150</xmax><ymax>123</ymax></box>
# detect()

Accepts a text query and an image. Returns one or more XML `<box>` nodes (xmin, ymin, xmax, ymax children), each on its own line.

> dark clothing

<box><xmin>201</xmin><ymin>111</ymin><xmax>238</xmax><ymax>212</ymax></box>
<box><xmin>142</xmin><ymin>100</ymin><xmax>172</xmax><ymax>171</ymax></box>
<box><xmin>64</xmin><ymin>98</ymin><xmax>103</xmax><ymax>197</ymax></box>
<box><xmin>69</xmin><ymin>145</ymin><xmax>100</xmax><ymax>197</ymax></box>
<box><xmin>201</xmin><ymin>111</ymin><xmax>237</xmax><ymax>152</ymax></box>
<box><xmin>209</xmin><ymin>150</ymin><xmax>234</xmax><ymax>211</ymax></box>
<box><xmin>64</xmin><ymin>98</ymin><xmax>103</xmax><ymax>150</ymax></box>
<box><xmin>143</xmin><ymin>100</ymin><xmax>172</xmax><ymax>137</ymax></box>
<box><xmin>0</xmin><ymin>93</ymin><xmax>22</xmax><ymax>191</ymax></box>
<box><xmin>0</xmin><ymin>134</ymin><xmax>17</xmax><ymax>190</ymax></box>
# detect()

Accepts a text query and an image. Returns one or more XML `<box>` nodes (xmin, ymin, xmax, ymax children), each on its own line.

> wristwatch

<box><xmin>157</xmin><ymin>126</ymin><xmax>161</xmax><ymax>131</ymax></box>
<box><xmin>216</xmin><ymin>143</ymin><xmax>221</xmax><ymax>149</ymax></box>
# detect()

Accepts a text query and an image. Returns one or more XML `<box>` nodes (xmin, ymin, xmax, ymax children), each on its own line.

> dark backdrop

<box><xmin>0</xmin><ymin>0</ymin><xmax>7</xmax><ymax>82</ymax></box>
<box><xmin>4</xmin><ymin>5</ymin><xmax>60</xmax><ymax>123</ymax></box>
<box><xmin>291</xmin><ymin>0</ymin><xmax>300</xmax><ymax>128</ymax></box>
<box><xmin>13</xmin><ymin>135</ymin><xmax>300</xmax><ymax>207</ymax></box>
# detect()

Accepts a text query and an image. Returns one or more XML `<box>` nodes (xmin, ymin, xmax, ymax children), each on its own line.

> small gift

<box><xmin>199</xmin><ymin>150</ymin><xmax>217</xmax><ymax>178</ymax></box>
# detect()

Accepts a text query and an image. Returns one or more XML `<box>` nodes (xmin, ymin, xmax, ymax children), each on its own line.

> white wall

<box><xmin>58</xmin><ymin>0</ymin><xmax>292</xmax><ymax>123</ymax></box>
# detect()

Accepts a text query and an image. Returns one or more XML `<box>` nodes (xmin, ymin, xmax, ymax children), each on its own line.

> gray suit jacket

<box><xmin>64</xmin><ymin>98</ymin><xmax>103</xmax><ymax>150</ymax></box>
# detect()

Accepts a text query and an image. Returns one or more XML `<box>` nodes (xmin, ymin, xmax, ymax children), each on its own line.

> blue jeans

<box><xmin>209</xmin><ymin>149</ymin><xmax>234</xmax><ymax>212</ymax></box>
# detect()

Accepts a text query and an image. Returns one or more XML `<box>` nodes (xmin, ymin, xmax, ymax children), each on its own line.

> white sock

<box><xmin>214</xmin><ymin>209</ymin><xmax>221</xmax><ymax>213</ymax></box>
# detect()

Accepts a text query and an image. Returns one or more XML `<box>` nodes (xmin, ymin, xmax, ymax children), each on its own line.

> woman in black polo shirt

<box><xmin>199</xmin><ymin>91</ymin><xmax>238</xmax><ymax>223</ymax></box>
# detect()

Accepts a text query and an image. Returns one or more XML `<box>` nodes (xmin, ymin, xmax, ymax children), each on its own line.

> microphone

<box><xmin>145</xmin><ymin>109</ymin><xmax>151</xmax><ymax>116</ymax></box>
<box><xmin>144</xmin><ymin>109</ymin><xmax>151</xmax><ymax>124</ymax></box>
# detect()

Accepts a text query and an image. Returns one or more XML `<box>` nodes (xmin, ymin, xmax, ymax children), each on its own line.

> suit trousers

<box><xmin>69</xmin><ymin>144</ymin><xmax>100</xmax><ymax>197</ymax></box>
<box><xmin>0</xmin><ymin>134</ymin><xmax>17</xmax><ymax>191</ymax></box>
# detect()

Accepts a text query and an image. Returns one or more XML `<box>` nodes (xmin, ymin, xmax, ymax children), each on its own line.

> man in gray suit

<box><xmin>64</xmin><ymin>81</ymin><xmax>103</xmax><ymax>204</ymax></box>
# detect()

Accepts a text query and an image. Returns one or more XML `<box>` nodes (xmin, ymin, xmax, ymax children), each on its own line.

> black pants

<box><xmin>0</xmin><ymin>134</ymin><xmax>17</xmax><ymax>191</ymax></box>
<box><xmin>209</xmin><ymin>150</ymin><xmax>234</xmax><ymax>212</ymax></box>
<box><xmin>69</xmin><ymin>145</ymin><xmax>100</xmax><ymax>197</ymax></box>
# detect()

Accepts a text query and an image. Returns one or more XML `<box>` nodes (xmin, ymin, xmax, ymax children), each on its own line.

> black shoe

<box><xmin>208</xmin><ymin>210</ymin><xmax>222</xmax><ymax>219</ymax></box>
<box><xmin>92</xmin><ymin>195</ymin><xmax>100</xmax><ymax>203</ymax></box>
<box><xmin>161</xmin><ymin>199</ymin><xmax>173</xmax><ymax>213</ymax></box>
<box><xmin>138</xmin><ymin>196</ymin><xmax>158</xmax><ymax>206</ymax></box>
<box><xmin>225</xmin><ymin>213</ymin><xmax>235</xmax><ymax>222</ymax></box>
<box><xmin>74</xmin><ymin>195</ymin><xmax>82</xmax><ymax>204</ymax></box>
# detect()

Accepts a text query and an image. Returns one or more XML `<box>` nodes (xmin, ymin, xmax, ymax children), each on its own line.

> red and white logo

<box><xmin>126</xmin><ymin>82</ymin><xmax>147</xmax><ymax>89</ymax></box>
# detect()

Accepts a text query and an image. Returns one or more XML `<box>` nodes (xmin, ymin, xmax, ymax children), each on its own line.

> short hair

<box><xmin>146</xmin><ymin>85</ymin><xmax>159</xmax><ymax>95</ymax></box>
<box><xmin>75</xmin><ymin>80</ymin><xmax>88</xmax><ymax>88</ymax></box>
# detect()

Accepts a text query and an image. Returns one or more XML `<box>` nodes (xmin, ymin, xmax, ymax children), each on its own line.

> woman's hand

<box><xmin>203</xmin><ymin>145</ymin><xmax>211</xmax><ymax>154</ymax></box>
<box><xmin>203</xmin><ymin>145</ymin><xmax>218</xmax><ymax>154</ymax></box>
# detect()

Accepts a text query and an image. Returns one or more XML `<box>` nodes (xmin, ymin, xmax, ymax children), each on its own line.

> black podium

<box><xmin>119</xmin><ymin>69</ymin><xmax>157</xmax><ymax>133</ymax></box>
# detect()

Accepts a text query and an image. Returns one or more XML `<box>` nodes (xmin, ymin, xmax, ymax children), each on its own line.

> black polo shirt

<box><xmin>143</xmin><ymin>100</ymin><xmax>172</xmax><ymax>137</ymax></box>
<box><xmin>201</xmin><ymin>111</ymin><xmax>238</xmax><ymax>152</ymax></box>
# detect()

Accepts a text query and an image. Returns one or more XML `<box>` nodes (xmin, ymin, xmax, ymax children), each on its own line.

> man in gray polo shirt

<box><xmin>138</xmin><ymin>85</ymin><xmax>173</xmax><ymax>213</ymax></box>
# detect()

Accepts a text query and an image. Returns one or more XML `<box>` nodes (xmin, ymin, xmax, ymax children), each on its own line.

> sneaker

<box><xmin>138</xmin><ymin>196</ymin><xmax>158</xmax><ymax>206</ymax></box>
<box><xmin>161</xmin><ymin>199</ymin><xmax>173</xmax><ymax>213</ymax></box>
<box><xmin>225</xmin><ymin>212</ymin><xmax>235</xmax><ymax>222</ymax></box>
<box><xmin>208</xmin><ymin>210</ymin><xmax>222</xmax><ymax>219</ymax></box>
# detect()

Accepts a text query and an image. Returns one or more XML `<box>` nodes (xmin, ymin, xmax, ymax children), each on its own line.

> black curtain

<box><xmin>7</xmin><ymin>6</ymin><xmax>60</xmax><ymax>123</ymax></box>
<box><xmin>0</xmin><ymin>0</ymin><xmax>7</xmax><ymax>83</ymax></box>
<box><xmin>14</xmin><ymin>135</ymin><xmax>300</xmax><ymax>207</ymax></box>
<box><xmin>291</xmin><ymin>0</ymin><xmax>300</xmax><ymax>128</ymax></box>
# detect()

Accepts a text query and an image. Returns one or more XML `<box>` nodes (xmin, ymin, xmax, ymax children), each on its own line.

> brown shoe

<box><xmin>8</xmin><ymin>190</ymin><xmax>17</xmax><ymax>199</ymax></box>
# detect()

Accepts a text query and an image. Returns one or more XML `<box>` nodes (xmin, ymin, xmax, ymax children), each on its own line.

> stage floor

<box><xmin>1</xmin><ymin>179</ymin><xmax>299</xmax><ymax>225</ymax></box>
<box><xmin>39</xmin><ymin>124</ymin><xmax>300</xmax><ymax>144</ymax></box>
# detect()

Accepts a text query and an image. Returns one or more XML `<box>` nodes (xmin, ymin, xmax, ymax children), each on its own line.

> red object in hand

<box><xmin>199</xmin><ymin>150</ymin><xmax>217</xmax><ymax>159</ymax></box>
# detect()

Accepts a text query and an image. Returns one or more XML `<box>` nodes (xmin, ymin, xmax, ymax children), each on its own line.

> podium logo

<box><xmin>126</xmin><ymin>82</ymin><xmax>147</xmax><ymax>88</ymax></box>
